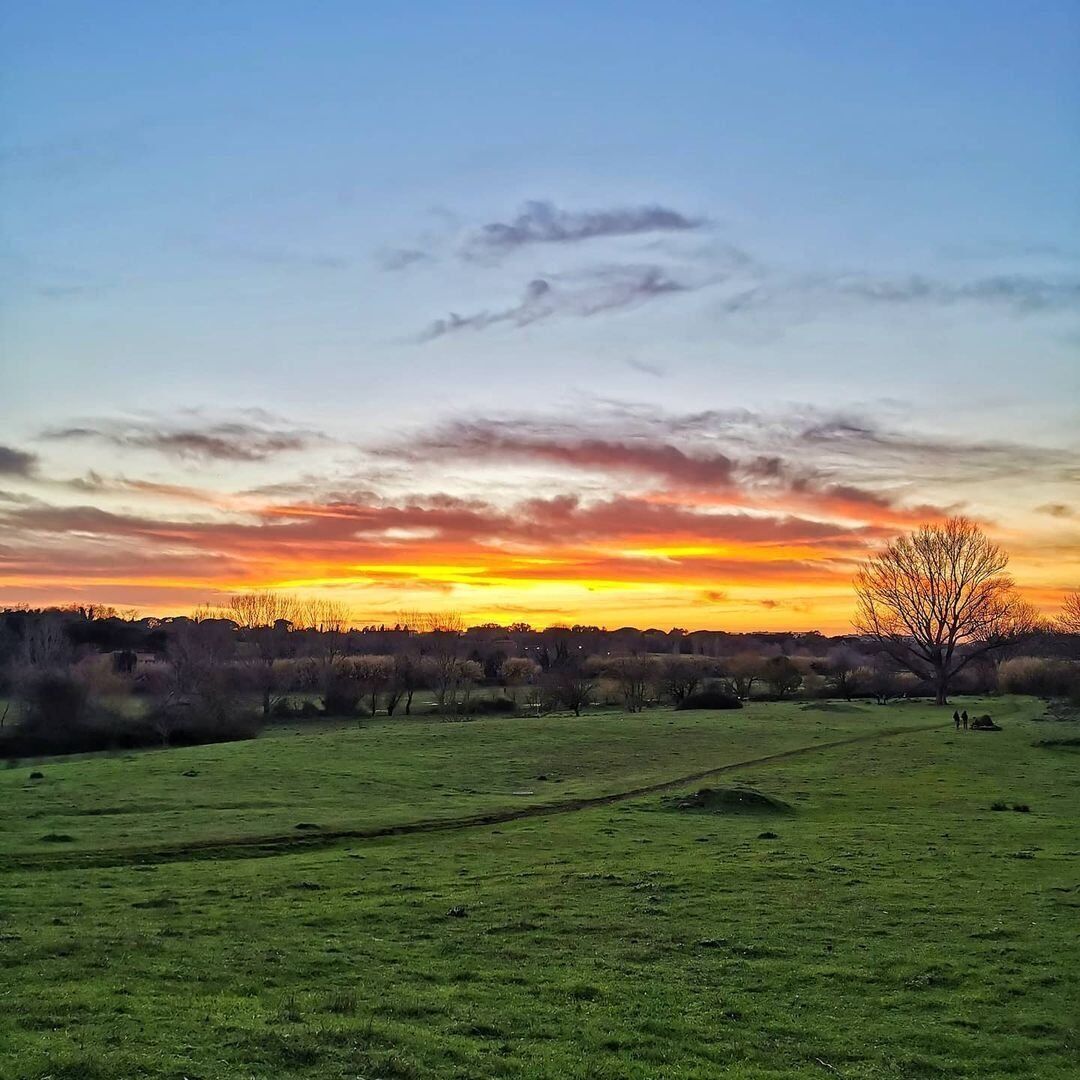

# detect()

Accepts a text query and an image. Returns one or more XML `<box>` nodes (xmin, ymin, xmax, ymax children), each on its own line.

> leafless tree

<box><xmin>354</xmin><ymin>655</ymin><xmax>393</xmax><ymax>715</ymax></box>
<box><xmin>547</xmin><ymin>666</ymin><xmax>595</xmax><ymax>716</ymax></box>
<box><xmin>1058</xmin><ymin>591</ymin><xmax>1080</xmax><ymax>636</ymax></box>
<box><xmin>226</xmin><ymin>591</ymin><xmax>298</xmax><ymax>717</ymax></box>
<box><xmin>655</xmin><ymin>654</ymin><xmax>717</xmax><ymax>704</ymax></box>
<box><xmin>724</xmin><ymin>652</ymin><xmax>766</xmax><ymax>701</ymax></box>
<box><xmin>854</xmin><ymin>517</ymin><xmax>1038</xmax><ymax>705</ymax></box>
<box><xmin>19</xmin><ymin>613</ymin><xmax>71</xmax><ymax>670</ymax></box>
<box><xmin>601</xmin><ymin>655</ymin><xmax>657</xmax><ymax>713</ymax></box>
<box><xmin>762</xmin><ymin>655</ymin><xmax>802</xmax><ymax>699</ymax></box>
<box><xmin>387</xmin><ymin>651</ymin><xmax>425</xmax><ymax>715</ymax></box>
<box><xmin>812</xmin><ymin>645</ymin><xmax>864</xmax><ymax>700</ymax></box>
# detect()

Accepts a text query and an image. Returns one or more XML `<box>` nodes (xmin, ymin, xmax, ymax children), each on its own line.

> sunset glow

<box><xmin>1</xmin><ymin>5</ymin><xmax>1076</xmax><ymax>629</ymax></box>
<box><xmin>0</xmin><ymin>404</ymin><xmax>1076</xmax><ymax>631</ymax></box>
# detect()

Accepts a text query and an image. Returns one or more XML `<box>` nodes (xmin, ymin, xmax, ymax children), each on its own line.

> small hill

<box><xmin>662</xmin><ymin>786</ymin><xmax>793</xmax><ymax>815</ymax></box>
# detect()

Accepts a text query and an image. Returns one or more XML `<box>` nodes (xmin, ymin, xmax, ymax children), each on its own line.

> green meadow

<box><xmin>2</xmin><ymin>696</ymin><xmax>1077</xmax><ymax>1078</ymax></box>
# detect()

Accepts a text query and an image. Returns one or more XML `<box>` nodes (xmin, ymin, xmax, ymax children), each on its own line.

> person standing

<box><xmin>953</xmin><ymin>710</ymin><xmax>961</xmax><ymax>730</ymax></box>
<box><xmin>961</xmin><ymin>709</ymin><xmax>969</xmax><ymax>730</ymax></box>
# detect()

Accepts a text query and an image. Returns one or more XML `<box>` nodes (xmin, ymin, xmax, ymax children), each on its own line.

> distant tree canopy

<box><xmin>854</xmin><ymin>517</ymin><xmax>1037</xmax><ymax>705</ymax></box>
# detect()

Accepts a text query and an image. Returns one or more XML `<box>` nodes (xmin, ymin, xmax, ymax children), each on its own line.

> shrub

<box><xmin>998</xmin><ymin>657</ymin><xmax>1080</xmax><ymax>698</ymax></box>
<box><xmin>321</xmin><ymin>670</ymin><xmax>362</xmax><ymax>716</ymax></box>
<box><xmin>144</xmin><ymin>700</ymin><xmax>261</xmax><ymax>747</ymax></box>
<box><xmin>0</xmin><ymin>666</ymin><xmax>261</xmax><ymax>757</ymax></box>
<box><xmin>675</xmin><ymin>689</ymin><xmax>743</xmax><ymax>711</ymax></box>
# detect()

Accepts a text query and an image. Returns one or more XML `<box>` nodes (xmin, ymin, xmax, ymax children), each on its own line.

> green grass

<box><xmin>2</xmin><ymin>695</ymin><xmax>1077</xmax><ymax>1078</ymax></box>
<box><xmin>1</xmin><ymin>699</ymin><xmax>955</xmax><ymax>861</ymax></box>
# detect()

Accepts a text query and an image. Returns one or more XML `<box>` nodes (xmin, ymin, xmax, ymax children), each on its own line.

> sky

<box><xmin>1</xmin><ymin>1</ymin><xmax>1078</xmax><ymax>632</ymax></box>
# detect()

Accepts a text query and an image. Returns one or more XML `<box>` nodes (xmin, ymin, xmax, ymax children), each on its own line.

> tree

<box><xmin>499</xmin><ymin>656</ymin><xmax>541</xmax><ymax>702</ymax></box>
<box><xmin>387</xmin><ymin>651</ymin><xmax>425</xmax><ymax>715</ymax></box>
<box><xmin>1058</xmin><ymin>591</ymin><xmax>1080</xmax><ymax>635</ymax></box>
<box><xmin>546</xmin><ymin>666</ymin><xmax>595</xmax><ymax>716</ymax></box>
<box><xmin>854</xmin><ymin>517</ymin><xmax>1037</xmax><ymax>705</ymax></box>
<box><xmin>602</xmin><ymin>655</ymin><xmax>656</xmax><ymax>713</ymax></box>
<box><xmin>354</xmin><ymin>655</ymin><xmax>393</xmax><ymax>715</ymax></box>
<box><xmin>226</xmin><ymin>591</ymin><xmax>297</xmax><ymax>717</ymax></box>
<box><xmin>861</xmin><ymin>658</ymin><xmax>902</xmax><ymax>705</ymax></box>
<box><xmin>656</xmin><ymin>655</ymin><xmax>717</xmax><ymax>704</ymax></box>
<box><xmin>812</xmin><ymin>645</ymin><xmax>864</xmax><ymax>700</ymax></box>
<box><xmin>762</xmin><ymin>655</ymin><xmax>802</xmax><ymax>699</ymax></box>
<box><xmin>725</xmin><ymin>652</ymin><xmax>766</xmax><ymax>701</ymax></box>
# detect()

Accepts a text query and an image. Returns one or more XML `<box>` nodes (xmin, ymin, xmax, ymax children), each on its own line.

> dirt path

<box><xmin>5</xmin><ymin>720</ymin><xmax>943</xmax><ymax>871</ymax></box>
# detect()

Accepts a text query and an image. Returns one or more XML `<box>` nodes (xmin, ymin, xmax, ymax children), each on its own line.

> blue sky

<box><xmin>0</xmin><ymin>2</ymin><xmax>1077</xmax><ymax>624</ymax></box>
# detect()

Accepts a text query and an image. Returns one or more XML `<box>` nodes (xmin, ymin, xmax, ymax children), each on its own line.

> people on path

<box><xmin>953</xmin><ymin>710</ymin><xmax>962</xmax><ymax>730</ymax></box>
<box><xmin>961</xmin><ymin>710</ymin><xmax>969</xmax><ymax>730</ymax></box>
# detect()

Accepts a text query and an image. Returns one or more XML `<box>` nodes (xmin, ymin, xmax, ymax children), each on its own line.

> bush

<box><xmin>321</xmin><ymin>671</ymin><xmax>362</xmax><ymax>716</ymax></box>
<box><xmin>0</xmin><ymin>667</ymin><xmax>261</xmax><ymax>758</ymax></box>
<box><xmin>676</xmin><ymin>689</ymin><xmax>743</xmax><ymax>711</ymax></box>
<box><xmin>998</xmin><ymin>657</ymin><xmax>1080</xmax><ymax>698</ymax></box>
<box><xmin>144</xmin><ymin>699</ymin><xmax>261</xmax><ymax>747</ymax></box>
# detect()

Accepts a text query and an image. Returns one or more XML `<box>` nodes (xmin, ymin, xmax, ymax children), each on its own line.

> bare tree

<box><xmin>724</xmin><ymin>652</ymin><xmax>766</xmax><ymax>701</ymax></box>
<box><xmin>227</xmin><ymin>591</ymin><xmax>301</xmax><ymax>628</ymax></box>
<box><xmin>547</xmin><ymin>666</ymin><xmax>595</xmax><ymax>716</ymax></box>
<box><xmin>1058</xmin><ymin>591</ymin><xmax>1080</xmax><ymax>635</ymax></box>
<box><xmin>762</xmin><ymin>655</ymin><xmax>802</xmax><ymax>699</ymax></box>
<box><xmin>655</xmin><ymin>655</ymin><xmax>718</xmax><ymax>704</ymax></box>
<box><xmin>226</xmin><ymin>591</ymin><xmax>298</xmax><ymax>717</ymax></box>
<box><xmin>354</xmin><ymin>655</ymin><xmax>393</xmax><ymax>715</ymax></box>
<box><xmin>601</xmin><ymin>655</ymin><xmax>656</xmax><ymax>713</ymax></box>
<box><xmin>854</xmin><ymin>517</ymin><xmax>1037</xmax><ymax>705</ymax></box>
<box><xmin>812</xmin><ymin>645</ymin><xmax>864</xmax><ymax>700</ymax></box>
<box><xmin>387</xmin><ymin>651</ymin><xmax>425</xmax><ymax>715</ymax></box>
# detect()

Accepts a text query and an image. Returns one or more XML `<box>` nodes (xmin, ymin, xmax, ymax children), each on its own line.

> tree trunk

<box><xmin>934</xmin><ymin>666</ymin><xmax>949</xmax><ymax>706</ymax></box>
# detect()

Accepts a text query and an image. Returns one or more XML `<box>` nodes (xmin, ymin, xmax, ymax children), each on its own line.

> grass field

<box><xmin>2</xmin><ymin>696</ymin><xmax>1078</xmax><ymax>1078</ymax></box>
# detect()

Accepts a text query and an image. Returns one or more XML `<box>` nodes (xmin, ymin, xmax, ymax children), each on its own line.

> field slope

<box><xmin>2</xmin><ymin>696</ymin><xmax>1077</xmax><ymax>1079</ymax></box>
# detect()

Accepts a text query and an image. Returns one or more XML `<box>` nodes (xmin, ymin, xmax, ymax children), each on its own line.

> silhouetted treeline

<box><xmin>1</xmin><ymin>605</ymin><xmax>1076</xmax><ymax>759</ymax></box>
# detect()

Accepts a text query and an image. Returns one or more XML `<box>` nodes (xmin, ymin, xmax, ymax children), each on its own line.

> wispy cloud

<box><xmin>1034</xmin><ymin>502</ymin><xmax>1074</xmax><ymax>518</ymax></box>
<box><xmin>717</xmin><ymin>270</ymin><xmax>1080</xmax><ymax>320</ymax></box>
<box><xmin>419</xmin><ymin>264</ymin><xmax>693</xmax><ymax>339</ymax></box>
<box><xmin>461</xmin><ymin>200</ymin><xmax>705</xmax><ymax>259</ymax></box>
<box><xmin>42</xmin><ymin>415</ymin><xmax>318</xmax><ymax>462</ymax></box>
<box><xmin>625</xmin><ymin>357</ymin><xmax>667</xmax><ymax>378</ymax></box>
<box><xmin>375</xmin><ymin>247</ymin><xmax>432</xmax><ymax>271</ymax></box>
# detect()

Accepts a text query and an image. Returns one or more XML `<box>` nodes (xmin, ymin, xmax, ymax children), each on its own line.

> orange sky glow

<box><xmin>1</xmin><ymin>407</ymin><xmax>1075</xmax><ymax>632</ymax></box>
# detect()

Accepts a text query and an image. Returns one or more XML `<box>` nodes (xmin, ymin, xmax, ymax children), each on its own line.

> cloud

<box><xmin>386</xmin><ymin>402</ymin><xmax>1080</xmax><ymax>531</ymax></box>
<box><xmin>42</xmin><ymin>416</ymin><xmax>316</xmax><ymax>462</ymax></box>
<box><xmin>461</xmin><ymin>200</ymin><xmax>704</xmax><ymax>259</ymax></box>
<box><xmin>832</xmin><ymin>273</ymin><xmax>1080</xmax><ymax>312</ymax></box>
<box><xmin>406</xmin><ymin>419</ymin><xmax>741</xmax><ymax>487</ymax></box>
<box><xmin>0</xmin><ymin>446</ymin><xmax>37</xmax><ymax>477</ymax></box>
<box><xmin>376</xmin><ymin>247</ymin><xmax>432</xmax><ymax>271</ymax></box>
<box><xmin>8</xmin><ymin>401</ymin><xmax>1075</xmax><ymax>625</ymax></box>
<box><xmin>625</xmin><ymin>357</ymin><xmax>666</xmax><ymax>378</ymax></box>
<box><xmin>1035</xmin><ymin>503</ymin><xmax>1074</xmax><ymax>518</ymax></box>
<box><xmin>716</xmin><ymin>270</ymin><xmax>1080</xmax><ymax>321</ymax></box>
<box><xmin>419</xmin><ymin>265</ymin><xmax>692</xmax><ymax>339</ymax></box>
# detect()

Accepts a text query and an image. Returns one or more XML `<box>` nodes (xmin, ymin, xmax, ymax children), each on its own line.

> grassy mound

<box><xmin>663</xmin><ymin>786</ymin><xmax>793</xmax><ymax>815</ymax></box>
